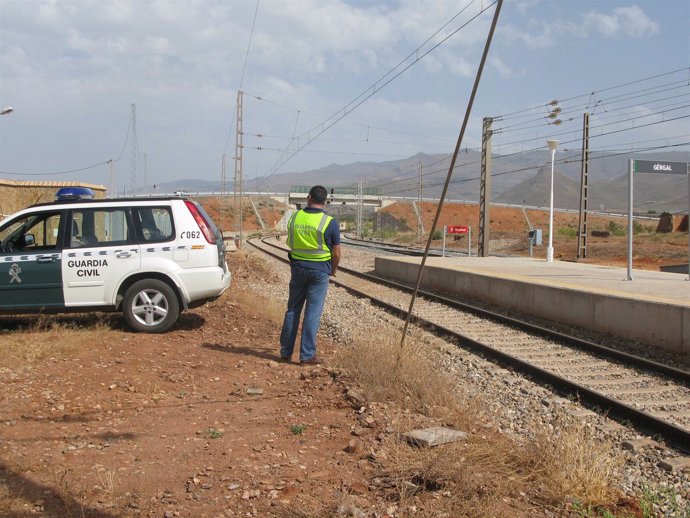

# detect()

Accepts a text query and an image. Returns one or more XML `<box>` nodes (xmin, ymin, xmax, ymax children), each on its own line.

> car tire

<box><xmin>122</xmin><ymin>279</ymin><xmax>180</xmax><ymax>333</ymax></box>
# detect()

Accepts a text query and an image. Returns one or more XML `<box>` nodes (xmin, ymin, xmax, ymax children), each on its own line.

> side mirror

<box><xmin>21</xmin><ymin>234</ymin><xmax>35</xmax><ymax>247</ymax></box>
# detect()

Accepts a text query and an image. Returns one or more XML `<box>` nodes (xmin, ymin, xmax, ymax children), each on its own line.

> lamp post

<box><xmin>546</xmin><ymin>139</ymin><xmax>559</xmax><ymax>262</ymax></box>
<box><xmin>1</xmin><ymin>106</ymin><xmax>14</xmax><ymax>115</ymax></box>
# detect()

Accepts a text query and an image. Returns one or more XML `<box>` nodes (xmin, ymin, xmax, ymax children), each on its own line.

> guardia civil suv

<box><xmin>0</xmin><ymin>188</ymin><xmax>231</xmax><ymax>333</ymax></box>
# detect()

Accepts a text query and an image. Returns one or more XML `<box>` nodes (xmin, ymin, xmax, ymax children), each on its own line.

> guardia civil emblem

<box><xmin>9</xmin><ymin>263</ymin><xmax>22</xmax><ymax>284</ymax></box>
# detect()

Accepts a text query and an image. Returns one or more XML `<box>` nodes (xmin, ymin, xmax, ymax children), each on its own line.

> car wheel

<box><xmin>122</xmin><ymin>279</ymin><xmax>180</xmax><ymax>333</ymax></box>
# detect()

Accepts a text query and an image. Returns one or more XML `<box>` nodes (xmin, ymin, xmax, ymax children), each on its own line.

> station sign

<box><xmin>446</xmin><ymin>225</ymin><xmax>469</xmax><ymax>234</ymax></box>
<box><xmin>633</xmin><ymin>160</ymin><xmax>689</xmax><ymax>175</ymax></box>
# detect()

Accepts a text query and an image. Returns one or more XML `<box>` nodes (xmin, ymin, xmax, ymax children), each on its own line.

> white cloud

<box><xmin>584</xmin><ymin>6</ymin><xmax>659</xmax><ymax>37</ymax></box>
<box><xmin>490</xmin><ymin>56</ymin><xmax>512</xmax><ymax>78</ymax></box>
<box><xmin>0</xmin><ymin>0</ymin><xmax>685</xmax><ymax>185</ymax></box>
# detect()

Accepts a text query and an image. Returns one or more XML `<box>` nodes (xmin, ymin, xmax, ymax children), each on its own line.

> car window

<box><xmin>0</xmin><ymin>211</ymin><xmax>62</xmax><ymax>252</ymax></box>
<box><xmin>68</xmin><ymin>208</ymin><xmax>132</xmax><ymax>248</ymax></box>
<box><xmin>132</xmin><ymin>206</ymin><xmax>174</xmax><ymax>242</ymax></box>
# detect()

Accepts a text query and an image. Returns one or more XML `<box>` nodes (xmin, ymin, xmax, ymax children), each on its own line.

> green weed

<box><xmin>291</xmin><ymin>424</ymin><xmax>307</xmax><ymax>435</ymax></box>
<box><xmin>204</xmin><ymin>427</ymin><xmax>224</xmax><ymax>439</ymax></box>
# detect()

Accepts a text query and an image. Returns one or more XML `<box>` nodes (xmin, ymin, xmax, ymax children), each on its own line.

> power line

<box><xmin>0</xmin><ymin>160</ymin><xmax>113</xmax><ymax>177</ymax></box>
<box><xmin>261</xmin><ymin>0</ymin><xmax>497</xmax><ymax>180</ymax></box>
<box><xmin>0</xmin><ymin>108</ymin><xmax>135</xmax><ymax>178</ymax></box>
<box><xmin>495</xmin><ymin>84</ymin><xmax>690</xmax><ymax>134</ymax></box>
<box><xmin>243</xmin><ymin>91</ymin><xmax>457</xmax><ymax>145</ymax></box>
<box><xmin>493</xmin><ymin>107</ymin><xmax>690</xmax><ymax>150</ymax></box>
<box><xmin>223</xmin><ymin>0</ymin><xmax>260</xmax><ymax>153</ymax></box>
<box><xmin>493</xmin><ymin>66</ymin><xmax>690</xmax><ymax>121</ymax></box>
<box><xmin>371</xmin><ymin>134</ymin><xmax>690</xmax><ymax>195</ymax></box>
<box><xmin>381</xmin><ymin>141</ymin><xmax>690</xmax><ymax>196</ymax></box>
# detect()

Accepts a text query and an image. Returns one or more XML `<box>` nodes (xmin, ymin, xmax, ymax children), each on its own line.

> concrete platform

<box><xmin>374</xmin><ymin>256</ymin><xmax>690</xmax><ymax>355</ymax></box>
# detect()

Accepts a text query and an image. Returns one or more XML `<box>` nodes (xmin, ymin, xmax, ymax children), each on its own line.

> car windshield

<box><xmin>0</xmin><ymin>217</ymin><xmax>33</xmax><ymax>246</ymax></box>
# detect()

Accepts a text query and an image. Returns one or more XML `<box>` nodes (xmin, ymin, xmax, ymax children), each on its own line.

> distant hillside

<box><xmin>147</xmin><ymin>150</ymin><xmax>690</xmax><ymax>212</ymax></box>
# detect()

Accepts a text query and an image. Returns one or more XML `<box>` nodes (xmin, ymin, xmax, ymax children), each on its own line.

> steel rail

<box><xmin>249</xmin><ymin>237</ymin><xmax>690</xmax><ymax>451</ymax></box>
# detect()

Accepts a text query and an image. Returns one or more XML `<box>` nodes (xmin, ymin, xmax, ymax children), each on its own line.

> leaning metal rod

<box><xmin>399</xmin><ymin>0</ymin><xmax>503</xmax><ymax>349</ymax></box>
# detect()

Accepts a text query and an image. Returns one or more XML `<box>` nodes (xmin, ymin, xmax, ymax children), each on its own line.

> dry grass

<box><xmin>525</xmin><ymin>410</ymin><xmax>623</xmax><ymax>506</ymax></box>
<box><xmin>332</xmin><ymin>327</ymin><xmax>623</xmax><ymax>515</ymax></box>
<box><xmin>232</xmin><ymin>288</ymin><xmax>285</xmax><ymax>325</ymax></box>
<box><xmin>374</xmin><ymin>432</ymin><xmax>526</xmax><ymax>517</ymax></box>
<box><xmin>0</xmin><ymin>313</ymin><xmax>115</xmax><ymax>367</ymax></box>
<box><xmin>333</xmin><ymin>329</ymin><xmax>479</xmax><ymax>428</ymax></box>
<box><xmin>95</xmin><ymin>469</ymin><xmax>117</xmax><ymax>496</ymax></box>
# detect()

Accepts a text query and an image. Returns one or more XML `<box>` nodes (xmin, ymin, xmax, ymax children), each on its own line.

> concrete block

<box><xmin>621</xmin><ymin>438</ymin><xmax>657</xmax><ymax>452</ymax></box>
<box><xmin>658</xmin><ymin>456</ymin><xmax>690</xmax><ymax>472</ymax></box>
<box><xmin>402</xmin><ymin>427</ymin><xmax>467</xmax><ymax>448</ymax></box>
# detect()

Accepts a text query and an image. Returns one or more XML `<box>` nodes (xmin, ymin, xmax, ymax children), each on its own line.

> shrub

<box><xmin>607</xmin><ymin>221</ymin><xmax>626</xmax><ymax>236</ymax></box>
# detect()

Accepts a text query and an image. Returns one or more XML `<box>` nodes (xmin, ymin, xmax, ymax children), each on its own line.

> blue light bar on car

<box><xmin>56</xmin><ymin>187</ymin><xmax>94</xmax><ymax>200</ymax></box>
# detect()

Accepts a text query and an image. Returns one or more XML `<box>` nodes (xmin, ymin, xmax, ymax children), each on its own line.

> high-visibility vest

<box><xmin>287</xmin><ymin>210</ymin><xmax>333</xmax><ymax>262</ymax></box>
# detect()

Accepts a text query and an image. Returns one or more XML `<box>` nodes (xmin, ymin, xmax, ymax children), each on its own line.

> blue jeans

<box><xmin>280</xmin><ymin>263</ymin><xmax>330</xmax><ymax>361</ymax></box>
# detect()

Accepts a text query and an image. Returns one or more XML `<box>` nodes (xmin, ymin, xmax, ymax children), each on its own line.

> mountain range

<box><xmin>152</xmin><ymin>150</ymin><xmax>690</xmax><ymax>213</ymax></box>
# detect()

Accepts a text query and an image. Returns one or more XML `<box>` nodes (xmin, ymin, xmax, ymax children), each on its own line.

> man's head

<box><xmin>307</xmin><ymin>185</ymin><xmax>328</xmax><ymax>206</ymax></box>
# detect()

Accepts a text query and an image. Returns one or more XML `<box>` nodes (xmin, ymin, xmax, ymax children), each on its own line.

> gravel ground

<box><xmin>246</xmin><ymin>241</ymin><xmax>689</xmax><ymax>516</ymax></box>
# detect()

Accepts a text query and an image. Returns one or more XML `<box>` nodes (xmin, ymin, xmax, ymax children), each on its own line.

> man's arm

<box><xmin>330</xmin><ymin>244</ymin><xmax>341</xmax><ymax>276</ymax></box>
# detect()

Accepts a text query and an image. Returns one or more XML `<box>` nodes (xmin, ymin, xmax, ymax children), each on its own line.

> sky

<box><xmin>0</xmin><ymin>0</ymin><xmax>688</xmax><ymax>194</ymax></box>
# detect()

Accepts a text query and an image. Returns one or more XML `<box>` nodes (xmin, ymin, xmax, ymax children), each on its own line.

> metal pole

<box><xmin>468</xmin><ymin>226</ymin><xmax>471</xmax><ymax>257</ymax></box>
<box><xmin>547</xmin><ymin>148</ymin><xmax>555</xmax><ymax>262</ymax></box>
<box><xmin>479</xmin><ymin>117</ymin><xmax>492</xmax><ymax>257</ymax></box>
<box><xmin>399</xmin><ymin>0</ymin><xmax>503</xmax><ymax>348</ymax></box>
<box><xmin>442</xmin><ymin>226</ymin><xmax>446</xmax><ymax>257</ymax></box>
<box><xmin>627</xmin><ymin>159</ymin><xmax>634</xmax><ymax>281</ymax></box>
<box><xmin>577</xmin><ymin>112</ymin><xmax>589</xmax><ymax>258</ymax></box>
<box><xmin>687</xmin><ymin>169</ymin><xmax>689</xmax><ymax>281</ymax></box>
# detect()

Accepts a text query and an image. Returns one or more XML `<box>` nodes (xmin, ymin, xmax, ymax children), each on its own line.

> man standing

<box><xmin>280</xmin><ymin>185</ymin><xmax>341</xmax><ymax>365</ymax></box>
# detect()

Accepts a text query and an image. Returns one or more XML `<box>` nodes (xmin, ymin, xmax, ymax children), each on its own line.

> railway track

<box><xmin>341</xmin><ymin>234</ymin><xmax>467</xmax><ymax>257</ymax></box>
<box><xmin>249</xmin><ymin>237</ymin><xmax>690</xmax><ymax>452</ymax></box>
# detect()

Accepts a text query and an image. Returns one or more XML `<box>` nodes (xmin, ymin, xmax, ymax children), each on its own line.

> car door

<box><xmin>0</xmin><ymin>210</ymin><xmax>65</xmax><ymax>309</ymax></box>
<box><xmin>62</xmin><ymin>207</ymin><xmax>140</xmax><ymax>306</ymax></box>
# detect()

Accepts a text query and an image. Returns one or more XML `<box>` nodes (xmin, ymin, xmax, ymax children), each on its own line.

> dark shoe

<box><xmin>278</xmin><ymin>355</ymin><xmax>291</xmax><ymax>363</ymax></box>
<box><xmin>300</xmin><ymin>357</ymin><xmax>321</xmax><ymax>365</ymax></box>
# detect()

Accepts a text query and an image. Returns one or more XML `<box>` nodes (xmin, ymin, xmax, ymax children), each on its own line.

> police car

<box><xmin>0</xmin><ymin>188</ymin><xmax>231</xmax><ymax>333</ymax></box>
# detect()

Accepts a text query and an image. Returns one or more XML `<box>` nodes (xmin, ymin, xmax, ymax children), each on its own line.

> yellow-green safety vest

<box><xmin>287</xmin><ymin>210</ymin><xmax>333</xmax><ymax>262</ymax></box>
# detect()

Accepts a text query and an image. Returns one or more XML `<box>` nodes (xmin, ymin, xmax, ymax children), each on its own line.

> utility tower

<box><xmin>234</xmin><ymin>91</ymin><xmax>244</xmax><ymax>247</ymax></box>
<box><xmin>478</xmin><ymin>117</ymin><xmax>492</xmax><ymax>257</ymax></box>
<box><xmin>130</xmin><ymin>103</ymin><xmax>138</xmax><ymax>194</ymax></box>
<box><xmin>577</xmin><ymin>112</ymin><xmax>590</xmax><ymax>258</ymax></box>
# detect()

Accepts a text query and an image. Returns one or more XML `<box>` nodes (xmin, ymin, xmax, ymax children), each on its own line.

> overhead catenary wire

<box><xmin>399</xmin><ymin>0</ymin><xmax>503</xmax><ymax>349</ymax></box>
<box><xmin>368</xmin><ymin>123</ymin><xmax>690</xmax><ymax>194</ymax></box>
<box><xmin>243</xmin><ymin>91</ymin><xmax>456</xmax><ymax>145</ymax></box>
<box><xmin>381</xmin><ymin>141</ymin><xmax>690</xmax><ymax>197</ymax></box>
<box><xmin>498</xmin><ymin>81</ymin><xmax>690</xmax><ymax>130</ymax></box>
<box><xmin>246</xmin><ymin>66</ymin><xmax>688</xmax><ymax>179</ymax></box>
<box><xmin>377</xmin><ymin>137</ymin><xmax>690</xmax><ymax>196</ymax></box>
<box><xmin>492</xmin><ymin>108</ymin><xmax>690</xmax><ymax>150</ymax></box>
<box><xmin>495</xmin><ymin>90</ymin><xmax>690</xmax><ymax>137</ymax></box>
<box><xmin>223</xmin><ymin>0</ymin><xmax>260</xmax><ymax>154</ymax></box>
<box><xmin>260</xmin><ymin>0</ymin><xmax>497</xmax><ymax>182</ymax></box>
<box><xmin>493</xmin><ymin>66</ymin><xmax>690</xmax><ymax>121</ymax></box>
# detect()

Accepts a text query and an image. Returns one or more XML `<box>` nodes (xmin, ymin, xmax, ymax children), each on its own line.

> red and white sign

<box><xmin>446</xmin><ymin>225</ymin><xmax>469</xmax><ymax>235</ymax></box>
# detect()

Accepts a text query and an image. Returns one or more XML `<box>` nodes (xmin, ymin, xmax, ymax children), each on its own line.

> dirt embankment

<box><xmin>382</xmin><ymin>201</ymin><xmax>689</xmax><ymax>271</ymax></box>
